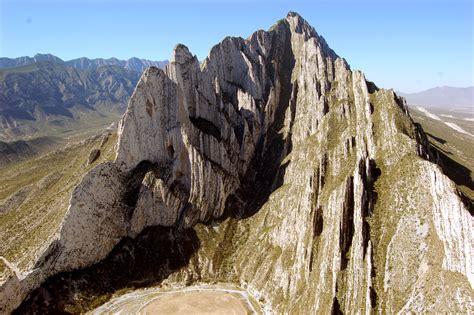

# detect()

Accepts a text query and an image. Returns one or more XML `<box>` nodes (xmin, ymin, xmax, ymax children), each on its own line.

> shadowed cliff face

<box><xmin>14</xmin><ymin>226</ymin><xmax>200</xmax><ymax>314</ymax></box>
<box><xmin>3</xmin><ymin>12</ymin><xmax>473</xmax><ymax>314</ymax></box>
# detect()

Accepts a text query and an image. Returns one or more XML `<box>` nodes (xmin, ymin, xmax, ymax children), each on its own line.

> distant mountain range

<box><xmin>0</xmin><ymin>54</ymin><xmax>169</xmax><ymax>141</ymax></box>
<box><xmin>0</xmin><ymin>61</ymin><xmax>142</xmax><ymax>140</ymax></box>
<box><xmin>0</xmin><ymin>53</ymin><xmax>168</xmax><ymax>73</ymax></box>
<box><xmin>399</xmin><ymin>86</ymin><xmax>474</xmax><ymax>110</ymax></box>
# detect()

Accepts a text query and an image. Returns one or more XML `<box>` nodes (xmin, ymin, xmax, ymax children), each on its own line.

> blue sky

<box><xmin>0</xmin><ymin>0</ymin><xmax>472</xmax><ymax>92</ymax></box>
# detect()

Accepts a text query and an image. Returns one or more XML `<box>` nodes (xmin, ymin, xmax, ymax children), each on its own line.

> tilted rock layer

<box><xmin>1</xmin><ymin>12</ymin><xmax>473</xmax><ymax>313</ymax></box>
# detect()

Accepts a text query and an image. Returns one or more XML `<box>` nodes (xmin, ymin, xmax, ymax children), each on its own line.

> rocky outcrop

<box><xmin>87</xmin><ymin>149</ymin><xmax>101</xmax><ymax>164</ymax></box>
<box><xmin>2</xmin><ymin>12</ymin><xmax>473</xmax><ymax>314</ymax></box>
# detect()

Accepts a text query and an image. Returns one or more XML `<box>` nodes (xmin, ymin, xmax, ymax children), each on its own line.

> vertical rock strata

<box><xmin>1</xmin><ymin>12</ymin><xmax>473</xmax><ymax>313</ymax></box>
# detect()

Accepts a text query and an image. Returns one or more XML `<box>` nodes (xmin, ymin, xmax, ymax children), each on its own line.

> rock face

<box><xmin>2</xmin><ymin>12</ymin><xmax>473</xmax><ymax>314</ymax></box>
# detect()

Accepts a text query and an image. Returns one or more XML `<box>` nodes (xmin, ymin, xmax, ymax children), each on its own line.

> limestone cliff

<box><xmin>2</xmin><ymin>12</ymin><xmax>473</xmax><ymax>314</ymax></box>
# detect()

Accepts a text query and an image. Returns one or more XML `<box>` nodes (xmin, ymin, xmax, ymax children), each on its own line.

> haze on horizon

<box><xmin>1</xmin><ymin>0</ymin><xmax>472</xmax><ymax>93</ymax></box>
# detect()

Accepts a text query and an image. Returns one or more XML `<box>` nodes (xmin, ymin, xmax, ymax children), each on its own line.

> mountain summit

<box><xmin>2</xmin><ymin>12</ymin><xmax>472</xmax><ymax>313</ymax></box>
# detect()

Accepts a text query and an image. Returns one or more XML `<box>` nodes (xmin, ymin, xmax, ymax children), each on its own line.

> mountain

<box><xmin>2</xmin><ymin>12</ymin><xmax>473</xmax><ymax>314</ymax></box>
<box><xmin>0</xmin><ymin>54</ymin><xmax>64</xmax><ymax>68</ymax></box>
<box><xmin>399</xmin><ymin>86</ymin><xmax>474</xmax><ymax>111</ymax></box>
<box><xmin>65</xmin><ymin>57</ymin><xmax>168</xmax><ymax>73</ymax></box>
<box><xmin>0</xmin><ymin>61</ymin><xmax>140</xmax><ymax>140</ymax></box>
<box><xmin>0</xmin><ymin>54</ymin><xmax>169</xmax><ymax>73</ymax></box>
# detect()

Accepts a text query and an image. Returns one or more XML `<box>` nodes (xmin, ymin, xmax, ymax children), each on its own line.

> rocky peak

<box><xmin>285</xmin><ymin>11</ymin><xmax>316</xmax><ymax>38</ymax></box>
<box><xmin>170</xmin><ymin>44</ymin><xmax>196</xmax><ymax>65</ymax></box>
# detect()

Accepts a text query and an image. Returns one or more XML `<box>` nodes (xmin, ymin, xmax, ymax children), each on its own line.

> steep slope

<box><xmin>0</xmin><ymin>54</ymin><xmax>168</xmax><ymax>73</ymax></box>
<box><xmin>0</xmin><ymin>61</ymin><xmax>139</xmax><ymax>140</ymax></box>
<box><xmin>410</xmin><ymin>106</ymin><xmax>474</xmax><ymax>201</ymax></box>
<box><xmin>0</xmin><ymin>132</ymin><xmax>117</xmax><ymax>312</ymax></box>
<box><xmin>2</xmin><ymin>12</ymin><xmax>473</xmax><ymax>313</ymax></box>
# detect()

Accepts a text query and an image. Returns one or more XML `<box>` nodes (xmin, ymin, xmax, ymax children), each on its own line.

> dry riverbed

<box><xmin>89</xmin><ymin>283</ymin><xmax>263</xmax><ymax>314</ymax></box>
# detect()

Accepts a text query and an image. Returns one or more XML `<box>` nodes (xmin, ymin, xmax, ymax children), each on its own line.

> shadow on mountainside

<box><xmin>14</xmin><ymin>226</ymin><xmax>200</xmax><ymax>314</ymax></box>
<box><xmin>430</xmin><ymin>144</ymin><xmax>474</xmax><ymax>214</ymax></box>
<box><xmin>431</xmin><ymin>144</ymin><xmax>474</xmax><ymax>190</ymax></box>
<box><xmin>222</xmin><ymin>19</ymin><xmax>296</xmax><ymax>220</ymax></box>
<box><xmin>425</xmin><ymin>132</ymin><xmax>447</xmax><ymax>145</ymax></box>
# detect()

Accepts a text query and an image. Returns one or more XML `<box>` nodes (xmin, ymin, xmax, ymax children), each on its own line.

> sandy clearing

<box><xmin>139</xmin><ymin>290</ymin><xmax>249</xmax><ymax>314</ymax></box>
<box><xmin>416</xmin><ymin>106</ymin><xmax>473</xmax><ymax>137</ymax></box>
<box><xmin>444</xmin><ymin>122</ymin><xmax>472</xmax><ymax>136</ymax></box>
<box><xmin>416</xmin><ymin>106</ymin><xmax>442</xmax><ymax>121</ymax></box>
<box><xmin>440</xmin><ymin>114</ymin><xmax>455</xmax><ymax>118</ymax></box>
<box><xmin>90</xmin><ymin>284</ymin><xmax>262</xmax><ymax>315</ymax></box>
